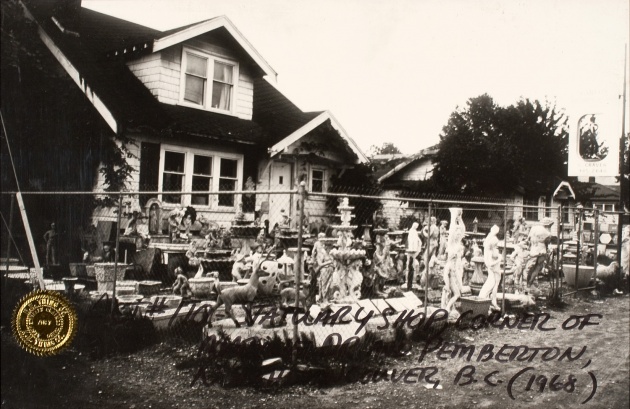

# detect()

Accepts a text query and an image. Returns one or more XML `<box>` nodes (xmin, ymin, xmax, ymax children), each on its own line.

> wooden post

<box><xmin>112</xmin><ymin>194</ymin><xmax>123</xmax><ymax>314</ymax></box>
<box><xmin>593</xmin><ymin>209</ymin><xmax>599</xmax><ymax>281</ymax></box>
<box><xmin>501</xmin><ymin>204</ymin><xmax>508</xmax><ymax>314</ymax></box>
<box><xmin>293</xmin><ymin>182</ymin><xmax>306</xmax><ymax>366</ymax></box>
<box><xmin>556</xmin><ymin>204</ymin><xmax>563</xmax><ymax>299</ymax></box>
<box><xmin>424</xmin><ymin>202</ymin><xmax>432</xmax><ymax>316</ymax></box>
<box><xmin>575</xmin><ymin>206</ymin><xmax>583</xmax><ymax>296</ymax></box>
<box><xmin>15</xmin><ymin>192</ymin><xmax>45</xmax><ymax>290</ymax></box>
<box><xmin>4</xmin><ymin>195</ymin><xmax>15</xmax><ymax>274</ymax></box>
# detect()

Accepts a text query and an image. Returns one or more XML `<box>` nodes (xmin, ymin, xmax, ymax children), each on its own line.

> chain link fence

<box><xmin>1</xmin><ymin>186</ymin><xmax>628</xmax><ymax>380</ymax></box>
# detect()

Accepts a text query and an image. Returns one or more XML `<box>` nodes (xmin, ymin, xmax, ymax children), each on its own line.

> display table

<box><xmin>148</xmin><ymin>243</ymin><xmax>190</xmax><ymax>264</ymax></box>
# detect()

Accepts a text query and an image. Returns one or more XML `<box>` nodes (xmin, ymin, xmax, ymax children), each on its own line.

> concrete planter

<box><xmin>563</xmin><ymin>265</ymin><xmax>595</xmax><ymax>289</ymax></box>
<box><xmin>189</xmin><ymin>277</ymin><xmax>216</xmax><ymax>299</ymax></box>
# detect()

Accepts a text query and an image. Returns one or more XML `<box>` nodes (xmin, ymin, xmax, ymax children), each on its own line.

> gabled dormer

<box><xmin>102</xmin><ymin>16</ymin><xmax>277</xmax><ymax>121</ymax></box>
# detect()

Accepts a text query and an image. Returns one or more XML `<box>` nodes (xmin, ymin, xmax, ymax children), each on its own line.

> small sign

<box><xmin>568</xmin><ymin>113</ymin><xmax>619</xmax><ymax>177</ymax></box>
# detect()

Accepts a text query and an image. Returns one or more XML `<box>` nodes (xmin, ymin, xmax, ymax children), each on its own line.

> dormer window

<box><xmin>180</xmin><ymin>47</ymin><xmax>237</xmax><ymax>113</ymax></box>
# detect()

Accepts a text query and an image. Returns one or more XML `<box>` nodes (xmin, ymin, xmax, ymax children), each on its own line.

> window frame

<box><xmin>157</xmin><ymin>144</ymin><xmax>243</xmax><ymax>210</ymax></box>
<box><xmin>179</xmin><ymin>47</ymin><xmax>239</xmax><ymax>115</ymax></box>
<box><xmin>310</xmin><ymin>167</ymin><xmax>326</xmax><ymax>193</ymax></box>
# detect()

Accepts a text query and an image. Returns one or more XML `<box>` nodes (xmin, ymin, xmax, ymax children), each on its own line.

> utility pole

<box><xmin>617</xmin><ymin>45</ymin><xmax>627</xmax><ymax>277</ymax></box>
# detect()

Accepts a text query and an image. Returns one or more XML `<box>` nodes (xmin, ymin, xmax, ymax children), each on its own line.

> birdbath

<box><xmin>328</xmin><ymin>197</ymin><xmax>364</xmax><ymax>303</ymax></box>
<box><xmin>62</xmin><ymin>277</ymin><xmax>78</xmax><ymax>295</ymax></box>
<box><xmin>277</xmin><ymin>251</ymin><xmax>295</xmax><ymax>283</ymax></box>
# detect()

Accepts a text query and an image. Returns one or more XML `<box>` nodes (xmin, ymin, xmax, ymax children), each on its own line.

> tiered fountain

<box><xmin>328</xmin><ymin>198</ymin><xmax>365</xmax><ymax>302</ymax></box>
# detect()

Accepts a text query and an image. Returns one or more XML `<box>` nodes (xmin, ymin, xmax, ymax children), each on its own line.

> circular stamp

<box><xmin>12</xmin><ymin>290</ymin><xmax>78</xmax><ymax>356</ymax></box>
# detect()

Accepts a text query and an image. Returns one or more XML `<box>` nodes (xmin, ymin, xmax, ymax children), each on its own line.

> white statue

<box><xmin>441</xmin><ymin>208</ymin><xmax>466</xmax><ymax>312</ymax></box>
<box><xmin>479</xmin><ymin>225</ymin><xmax>502</xmax><ymax>311</ymax></box>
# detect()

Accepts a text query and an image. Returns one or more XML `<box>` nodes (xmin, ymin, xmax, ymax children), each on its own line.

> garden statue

<box><xmin>524</xmin><ymin>217</ymin><xmax>554</xmax><ymax>288</ymax></box>
<box><xmin>231</xmin><ymin>253</ymin><xmax>249</xmax><ymax>281</ymax></box>
<box><xmin>406</xmin><ymin>222</ymin><xmax>422</xmax><ymax>269</ymax></box>
<box><xmin>441</xmin><ymin>208</ymin><xmax>466</xmax><ymax>312</ymax></box>
<box><xmin>327</xmin><ymin>197</ymin><xmax>365</xmax><ymax>302</ymax></box>
<box><xmin>479</xmin><ymin>225</ymin><xmax>502</xmax><ymax>311</ymax></box>
<box><xmin>124</xmin><ymin>211</ymin><xmax>139</xmax><ymax>236</ymax></box>
<box><xmin>422</xmin><ymin>216</ymin><xmax>440</xmax><ymax>270</ymax></box>
<box><xmin>511</xmin><ymin>237</ymin><xmax>529</xmax><ymax>293</ymax></box>
<box><xmin>312</xmin><ymin>234</ymin><xmax>335</xmax><ymax>302</ymax></box>
<box><xmin>394</xmin><ymin>250</ymin><xmax>407</xmax><ymax>283</ymax></box>
<box><xmin>372</xmin><ymin>232</ymin><xmax>394</xmax><ymax>296</ymax></box>
<box><xmin>280</xmin><ymin>210</ymin><xmax>291</xmax><ymax>229</ymax></box>
<box><xmin>43</xmin><ymin>223</ymin><xmax>59</xmax><ymax>266</ymax></box>
<box><xmin>373</xmin><ymin>209</ymin><xmax>386</xmax><ymax>229</ymax></box>
<box><xmin>136</xmin><ymin>213</ymin><xmax>149</xmax><ymax>239</ymax></box>
<box><xmin>148</xmin><ymin>203</ymin><xmax>160</xmax><ymax>235</ymax></box>
<box><xmin>168</xmin><ymin>207</ymin><xmax>185</xmax><ymax>241</ymax></box>
<box><xmin>438</xmin><ymin>220</ymin><xmax>449</xmax><ymax>257</ymax></box>
<box><xmin>102</xmin><ymin>243</ymin><xmax>115</xmax><ymax>263</ymax></box>
<box><xmin>512</xmin><ymin>217</ymin><xmax>527</xmax><ymax>244</ymax></box>
<box><xmin>172</xmin><ymin>266</ymin><xmax>192</xmax><ymax>297</ymax></box>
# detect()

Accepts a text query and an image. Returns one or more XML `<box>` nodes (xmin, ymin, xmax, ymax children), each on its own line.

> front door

<box><xmin>269</xmin><ymin>162</ymin><xmax>293</xmax><ymax>229</ymax></box>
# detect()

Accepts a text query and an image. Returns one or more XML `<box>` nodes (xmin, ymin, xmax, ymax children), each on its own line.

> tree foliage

<box><xmin>1</xmin><ymin>0</ymin><xmax>135</xmax><ymax>263</ymax></box>
<box><xmin>431</xmin><ymin>94</ymin><xmax>568</xmax><ymax>196</ymax></box>
<box><xmin>367</xmin><ymin>142</ymin><xmax>402</xmax><ymax>157</ymax></box>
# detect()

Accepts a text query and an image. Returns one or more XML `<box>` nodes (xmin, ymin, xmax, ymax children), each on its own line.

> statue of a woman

<box><xmin>372</xmin><ymin>234</ymin><xmax>392</xmax><ymax>296</ymax></box>
<box><xmin>479</xmin><ymin>225</ymin><xmax>502</xmax><ymax>311</ymax></box>
<box><xmin>406</xmin><ymin>221</ymin><xmax>421</xmax><ymax>259</ymax></box>
<box><xmin>441</xmin><ymin>208</ymin><xmax>466</xmax><ymax>312</ymax></box>
<box><xmin>314</xmin><ymin>235</ymin><xmax>334</xmax><ymax>302</ymax></box>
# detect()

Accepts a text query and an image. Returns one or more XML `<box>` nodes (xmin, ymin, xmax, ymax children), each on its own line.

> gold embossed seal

<box><xmin>12</xmin><ymin>290</ymin><xmax>77</xmax><ymax>356</ymax></box>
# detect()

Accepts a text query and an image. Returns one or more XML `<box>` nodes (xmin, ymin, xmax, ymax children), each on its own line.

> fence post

<box><xmin>15</xmin><ymin>192</ymin><xmax>45</xmax><ymax>290</ymax></box>
<box><xmin>112</xmin><ymin>194</ymin><xmax>123</xmax><ymax>314</ymax></box>
<box><xmin>556</xmin><ymin>204</ymin><xmax>563</xmax><ymax>301</ymax></box>
<box><xmin>424</xmin><ymin>201</ymin><xmax>432</xmax><ymax>316</ymax></box>
<box><xmin>293</xmin><ymin>182</ymin><xmax>306</xmax><ymax>366</ymax></box>
<box><xmin>593</xmin><ymin>209</ymin><xmax>599</xmax><ymax>282</ymax></box>
<box><xmin>575</xmin><ymin>205</ymin><xmax>583</xmax><ymax>296</ymax></box>
<box><xmin>501</xmin><ymin>204</ymin><xmax>508</xmax><ymax>314</ymax></box>
<box><xmin>4</xmin><ymin>195</ymin><xmax>15</xmax><ymax>274</ymax></box>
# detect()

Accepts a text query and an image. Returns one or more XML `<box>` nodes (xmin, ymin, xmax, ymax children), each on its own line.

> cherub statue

<box><xmin>172</xmin><ymin>267</ymin><xmax>192</xmax><ymax>297</ymax></box>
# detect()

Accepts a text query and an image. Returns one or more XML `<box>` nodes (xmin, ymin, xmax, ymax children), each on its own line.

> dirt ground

<box><xmin>2</xmin><ymin>293</ymin><xmax>629</xmax><ymax>409</ymax></box>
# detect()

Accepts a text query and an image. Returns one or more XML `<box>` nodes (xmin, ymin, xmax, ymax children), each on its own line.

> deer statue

<box><xmin>206</xmin><ymin>246</ymin><xmax>275</xmax><ymax>328</ymax></box>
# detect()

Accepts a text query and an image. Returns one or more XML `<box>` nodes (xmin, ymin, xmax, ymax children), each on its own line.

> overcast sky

<box><xmin>84</xmin><ymin>0</ymin><xmax>629</xmax><ymax>155</ymax></box>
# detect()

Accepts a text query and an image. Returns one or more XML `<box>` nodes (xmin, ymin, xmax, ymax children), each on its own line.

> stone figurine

<box><xmin>43</xmin><ymin>223</ymin><xmax>59</xmax><ymax>266</ymax></box>
<box><xmin>441</xmin><ymin>208</ymin><xmax>466</xmax><ymax>312</ymax></box>
<box><xmin>479</xmin><ymin>225</ymin><xmax>502</xmax><ymax>311</ymax></box>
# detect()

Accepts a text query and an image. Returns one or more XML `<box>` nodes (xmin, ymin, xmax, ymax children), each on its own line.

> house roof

<box><xmin>22</xmin><ymin>1</ymin><xmax>365</xmax><ymax>161</ymax></box>
<box><xmin>377</xmin><ymin>145</ymin><xmax>438</xmax><ymax>183</ymax></box>
<box><xmin>252</xmin><ymin>77</ymin><xmax>322</xmax><ymax>145</ymax></box>
<box><xmin>588</xmin><ymin>183</ymin><xmax>621</xmax><ymax>202</ymax></box>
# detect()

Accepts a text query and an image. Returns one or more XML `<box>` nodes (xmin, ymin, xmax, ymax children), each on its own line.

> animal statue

<box><xmin>206</xmin><ymin>247</ymin><xmax>275</xmax><ymax>327</ymax></box>
<box><xmin>595</xmin><ymin>261</ymin><xmax>619</xmax><ymax>279</ymax></box>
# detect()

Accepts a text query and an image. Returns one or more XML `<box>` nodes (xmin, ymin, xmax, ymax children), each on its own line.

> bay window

<box><xmin>181</xmin><ymin>48</ymin><xmax>237</xmax><ymax>114</ymax></box>
<box><xmin>159</xmin><ymin>146</ymin><xmax>242</xmax><ymax>208</ymax></box>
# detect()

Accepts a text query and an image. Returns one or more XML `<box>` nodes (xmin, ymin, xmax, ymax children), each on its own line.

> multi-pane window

<box><xmin>159</xmin><ymin>147</ymin><xmax>241</xmax><ymax>208</ymax></box>
<box><xmin>218</xmin><ymin>158</ymin><xmax>238</xmax><ymax>207</ymax></box>
<box><xmin>523</xmin><ymin>197</ymin><xmax>539</xmax><ymax>221</ymax></box>
<box><xmin>162</xmin><ymin>151</ymin><xmax>185</xmax><ymax>204</ymax></box>
<box><xmin>191</xmin><ymin>155</ymin><xmax>212</xmax><ymax>205</ymax></box>
<box><xmin>211</xmin><ymin>61</ymin><xmax>233</xmax><ymax>111</ymax></box>
<box><xmin>181</xmin><ymin>49</ymin><xmax>236</xmax><ymax>113</ymax></box>
<box><xmin>311</xmin><ymin>169</ymin><xmax>325</xmax><ymax>193</ymax></box>
<box><xmin>183</xmin><ymin>53</ymin><xmax>208</xmax><ymax>105</ymax></box>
